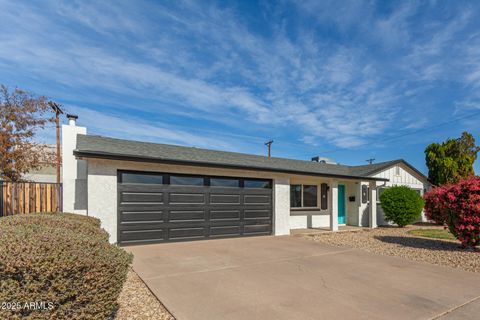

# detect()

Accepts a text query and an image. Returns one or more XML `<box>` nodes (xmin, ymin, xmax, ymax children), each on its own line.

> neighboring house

<box><xmin>15</xmin><ymin>145</ymin><xmax>60</xmax><ymax>183</ymax></box>
<box><xmin>22</xmin><ymin>164</ymin><xmax>59</xmax><ymax>183</ymax></box>
<box><xmin>62</xmin><ymin>118</ymin><xmax>432</xmax><ymax>245</ymax></box>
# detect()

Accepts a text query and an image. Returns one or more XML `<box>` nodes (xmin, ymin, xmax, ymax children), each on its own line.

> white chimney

<box><xmin>62</xmin><ymin>115</ymin><xmax>87</xmax><ymax>214</ymax></box>
<box><xmin>67</xmin><ymin>114</ymin><xmax>78</xmax><ymax>126</ymax></box>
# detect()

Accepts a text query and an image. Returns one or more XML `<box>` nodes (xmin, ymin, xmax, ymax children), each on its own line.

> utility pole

<box><xmin>48</xmin><ymin>102</ymin><xmax>64</xmax><ymax>185</ymax></box>
<box><xmin>265</xmin><ymin>140</ymin><xmax>273</xmax><ymax>159</ymax></box>
<box><xmin>366</xmin><ymin>158</ymin><xmax>375</xmax><ymax>164</ymax></box>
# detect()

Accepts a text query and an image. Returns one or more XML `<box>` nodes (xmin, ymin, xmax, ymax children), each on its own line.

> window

<box><xmin>290</xmin><ymin>184</ymin><xmax>318</xmax><ymax>208</ymax></box>
<box><xmin>395</xmin><ymin>166</ymin><xmax>400</xmax><ymax>176</ymax></box>
<box><xmin>170</xmin><ymin>175</ymin><xmax>204</xmax><ymax>186</ymax></box>
<box><xmin>303</xmin><ymin>185</ymin><xmax>318</xmax><ymax>207</ymax></box>
<box><xmin>414</xmin><ymin>189</ymin><xmax>422</xmax><ymax>196</ymax></box>
<box><xmin>120</xmin><ymin>172</ymin><xmax>164</xmax><ymax>184</ymax></box>
<box><xmin>290</xmin><ymin>185</ymin><xmax>302</xmax><ymax>207</ymax></box>
<box><xmin>377</xmin><ymin>187</ymin><xmax>386</xmax><ymax>201</ymax></box>
<box><xmin>244</xmin><ymin>179</ymin><xmax>271</xmax><ymax>189</ymax></box>
<box><xmin>210</xmin><ymin>178</ymin><xmax>240</xmax><ymax>188</ymax></box>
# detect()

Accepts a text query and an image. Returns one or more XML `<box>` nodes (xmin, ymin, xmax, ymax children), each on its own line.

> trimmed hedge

<box><xmin>380</xmin><ymin>186</ymin><xmax>425</xmax><ymax>227</ymax></box>
<box><xmin>0</xmin><ymin>213</ymin><xmax>132</xmax><ymax>319</ymax></box>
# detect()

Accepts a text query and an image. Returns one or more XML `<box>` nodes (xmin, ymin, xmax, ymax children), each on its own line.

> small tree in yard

<box><xmin>424</xmin><ymin>176</ymin><xmax>480</xmax><ymax>249</ymax></box>
<box><xmin>380</xmin><ymin>186</ymin><xmax>425</xmax><ymax>227</ymax></box>
<box><xmin>0</xmin><ymin>85</ymin><xmax>54</xmax><ymax>181</ymax></box>
<box><xmin>425</xmin><ymin>132</ymin><xmax>479</xmax><ymax>185</ymax></box>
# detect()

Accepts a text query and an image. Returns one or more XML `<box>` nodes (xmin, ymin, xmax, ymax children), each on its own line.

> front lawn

<box><xmin>407</xmin><ymin>228</ymin><xmax>456</xmax><ymax>241</ymax></box>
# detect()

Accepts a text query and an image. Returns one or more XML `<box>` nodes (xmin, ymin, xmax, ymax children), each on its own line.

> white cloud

<box><xmin>1</xmin><ymin>0</ymin><xmax>478</xmax><ymax>154</ymax></box>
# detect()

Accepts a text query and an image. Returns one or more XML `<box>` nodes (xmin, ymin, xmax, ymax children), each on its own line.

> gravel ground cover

<box><xmin>307</xmin><ymin>226</ymin><xmax>480</xmax><ymax>273</ymax></box>
<box><xmin>115</xmin><ymin>269</ymin><xmax>175</xmax><ymax>320</ymax></box>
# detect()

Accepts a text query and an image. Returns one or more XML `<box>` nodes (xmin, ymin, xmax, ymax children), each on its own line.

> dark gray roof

<box><xmin>73</xmin><ymin>135</ymin><xmax>404</xmax><ymax>181</ymax></box>
<box><xmin>351</xmin><ymin>159</ymin><xmax>430</xmax><ymax>183</ymax></box>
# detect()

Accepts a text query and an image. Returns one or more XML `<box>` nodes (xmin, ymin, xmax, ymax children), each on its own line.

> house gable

<box><xmin>370</xmin><ymin>162</ymin><xmax>430</xmax><ymax>188</ymax></box>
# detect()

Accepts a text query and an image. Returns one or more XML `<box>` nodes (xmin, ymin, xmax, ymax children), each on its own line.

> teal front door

<box><xmin>338</xmin><ymin>185</ymin><xmax>346</xmax><ymax>224</ymax></box>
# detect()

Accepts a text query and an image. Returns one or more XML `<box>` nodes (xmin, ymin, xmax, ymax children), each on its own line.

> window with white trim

<box><xmin>290</xmin><ymin>185</ymin><xmax>318</xmax><ymax>208</ymax></box>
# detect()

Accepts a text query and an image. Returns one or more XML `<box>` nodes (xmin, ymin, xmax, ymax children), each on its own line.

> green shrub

<box><xmin>0</xmin><ymin>213</ymin><xmax>132</xmax><ymax>319</ymax></box>
<box><xmin>380</xmin><ymin>186</ymin><xmax>425</xmax><ymax>227</ymax></box>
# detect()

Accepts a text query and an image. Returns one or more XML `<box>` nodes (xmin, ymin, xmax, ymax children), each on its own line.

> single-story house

<box><xmin>62</xmin><ymin>117</ymin><xmax>432</xmax><ymax>245</ymax></box>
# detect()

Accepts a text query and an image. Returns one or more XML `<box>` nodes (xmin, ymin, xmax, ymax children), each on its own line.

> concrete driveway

<box><xmin>127</xmin><ymin>236</ymin><xmax>480</xmax><ymax>320</ymax></box>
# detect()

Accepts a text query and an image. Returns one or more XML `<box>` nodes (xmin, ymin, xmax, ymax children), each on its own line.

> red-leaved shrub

<box><xmin>424</xmin><ymin>186</ymin><xmax>448</xmax><ymax>224</ymax></box>
<box><xmin>424</xmin><ymin>176</ymin><xmax>480</xmax><ymax>248</ymax></box>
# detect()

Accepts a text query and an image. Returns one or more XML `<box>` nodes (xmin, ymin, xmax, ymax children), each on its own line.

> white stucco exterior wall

<box><xmin>274</xmin><ymin>178</ymin><xmax>290</xmax><ymax>235</ymax></box>
<box><xmin>87</xmin><ymin>160</ymin><xmax>118</xmax><ymax>243</ymax></box>
<box><xmin>353</xmin><ymin>182</ymin><xmax>369</xmax><ymax>227</ymax></box>
<box><xmin>61</xmin><ymin>124</ymin><xmax>87</xmax><ymax>214</ymax></box>
<box><xmin>329</xmin><ymin>180</ymin><xmax>339</xmax><ymax>231</ymax></box>
<box><xmin>288</xmin><ymin>176</ymin><xmax>333</xmax><ymax>229</ymax></box>
<box><xmin>369</xmin><ymin>181</ymin><xmax>377</xmax><ymax>228</ymax></box>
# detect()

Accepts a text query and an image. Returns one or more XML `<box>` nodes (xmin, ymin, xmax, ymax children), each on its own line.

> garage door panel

<box><xmin>169</xmin><ymin>193</ymin><xmax>205</xmax><ymax>204</ymax></box>
<box><xmin>120</xmin><ymin>192</ymin><xmax>164</xmax><ymax>204</ymax></box>
<box><xmin>119</xmin><ymin>221</ymin><xmax>167</xmax><ymax>230</ymax></box>
<box><xmin>244</xmin><ymin>224</ymin><xmax>272</xmax><ymax>234</ymax></box>
<box><xmin>120</xmin><ymin>228</ymin><xmax>164</xmax><ymax>242</ymax></box>
<box><xmin>209</xmin><ymin>194</ymin><xmax>241</xmax><ymax>204</ymax></box>
<box><xmin>120</xmin><ymin>210</ymin><xmax>164</xmax><ymax>221</ymax></box>
<box><xmin>210</xmin><ymin>209</ymin><xmax>241</xmax><ymax>221</ymax></box>
<box><xmin>244</xmin><ymin>209</ymin><xmax>271</xmax><ymax>219</ymax></box>
<box><xmin>169</xmin><ymin>210</ymin><xmax>206</xmax><ymax>221</ymax></box>
<box><xmin>244</xmin><ymin>194</ymin><xmax>271</xmax><ymax>204</ymax></box>
<box><xmin>169</xmin><ymin>227</ymin><xmax>205</xmax><ymax>239</ymax></box>
<box><xmin>210</xmin><ymin>225</ymin><xmax>241</xmax><ymax>237</ymax></box>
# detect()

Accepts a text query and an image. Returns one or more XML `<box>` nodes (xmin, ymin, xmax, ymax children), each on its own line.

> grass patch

<box><xmin>408</xmin><ymin>228</ymin><xmax>456</xmax><ymax>241</ymax></box>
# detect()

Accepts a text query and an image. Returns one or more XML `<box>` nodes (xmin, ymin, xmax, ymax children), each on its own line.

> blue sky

<box><xmin>1</xmin><ymin>0</ymin><xmax>480</xmax><ymax>174</ymax></box>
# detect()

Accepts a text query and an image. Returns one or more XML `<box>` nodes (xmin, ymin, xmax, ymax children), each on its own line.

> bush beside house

<box><xmin>379</xmin><ymin>186</ymin><xmax>425</xmax><ymax>227</ymax></box>
<box><xmin>0</xmin><ymin>213</ymin><xmax>132</xmax><ymax>319</ymax></box>
<box><xmin>424</xmin><ymin>176</ymin><xmax>480</xmax><ymax>249</ymax></box>
<box><xmin>423</xmin><ymin>186</ymin><xmax>448</xmax><ymax>225</ymax></box>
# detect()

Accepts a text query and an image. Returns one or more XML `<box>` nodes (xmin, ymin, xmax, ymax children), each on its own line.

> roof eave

<box><xmin>73</xmin><ymin>150</ymin><xmax>389</xmax><ymax>182</ymax></box>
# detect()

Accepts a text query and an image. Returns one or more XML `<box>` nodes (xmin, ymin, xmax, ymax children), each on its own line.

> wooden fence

<box><xmin>0</xmin><ymin>181</ymin><xmax>62</xmax><ymax>217</ymax></box>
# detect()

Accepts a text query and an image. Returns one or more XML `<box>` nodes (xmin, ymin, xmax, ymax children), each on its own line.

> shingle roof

<box><xmin>74</xmin><ymin>135</ymin><xmax>398</xmax><ymax>181</ymax></box>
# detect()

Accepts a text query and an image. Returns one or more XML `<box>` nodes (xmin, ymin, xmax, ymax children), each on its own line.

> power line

<box><xmin>299</xmin><ymin>109</ymin><xmax>480</xmax><ymax>158</ymax></box>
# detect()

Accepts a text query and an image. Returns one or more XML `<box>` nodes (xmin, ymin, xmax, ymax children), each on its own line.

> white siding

<box><xmin>371</xmin><ymin>163</ymin><xmax>431</xmax><ymax>225</ymax></box>
<box><xmin>372</xmin><ymin>164</ymin><xmax>425</xmax><ymax>188</ymax></box>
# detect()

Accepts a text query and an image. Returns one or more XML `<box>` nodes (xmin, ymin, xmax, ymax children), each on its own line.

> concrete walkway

<box><xmin>127</xmin><ymin>236</ymin><xmax>480</xmax><ymax>320</ymax></box>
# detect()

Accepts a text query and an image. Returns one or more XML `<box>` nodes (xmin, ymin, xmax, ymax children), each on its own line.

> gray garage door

<box><xmin>117</xmin><ymin>170</ymin><xmax>273</xmax><ymax>245</ymax></box>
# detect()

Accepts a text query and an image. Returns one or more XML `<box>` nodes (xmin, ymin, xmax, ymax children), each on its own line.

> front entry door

<box><xmin>338</xmin><ymin>185</ymin><xmax>346</xmax><ymax>224</ymax></box>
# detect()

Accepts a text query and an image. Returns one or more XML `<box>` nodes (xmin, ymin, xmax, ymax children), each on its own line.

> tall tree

<box><xmin>425</xmin><ymin>132</ymin><xmax>480</xmax><ymax>185</ymax></box>
<box><xmin>0</xmin><ymin>85</ymin><xmax>54</xmax><ymax>181</ymax></box>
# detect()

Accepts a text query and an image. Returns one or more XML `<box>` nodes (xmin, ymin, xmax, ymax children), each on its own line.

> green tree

<box><xmin>425</xmin><ymin>132</ymin><xmax>479</xmax><ymax>185</ymax></box>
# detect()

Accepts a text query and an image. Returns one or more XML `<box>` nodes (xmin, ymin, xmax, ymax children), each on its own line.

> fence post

<box><xmin>0</xmin><ymin>180</ymin><xmax>3</xmax><ymax>217</ymax></box>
